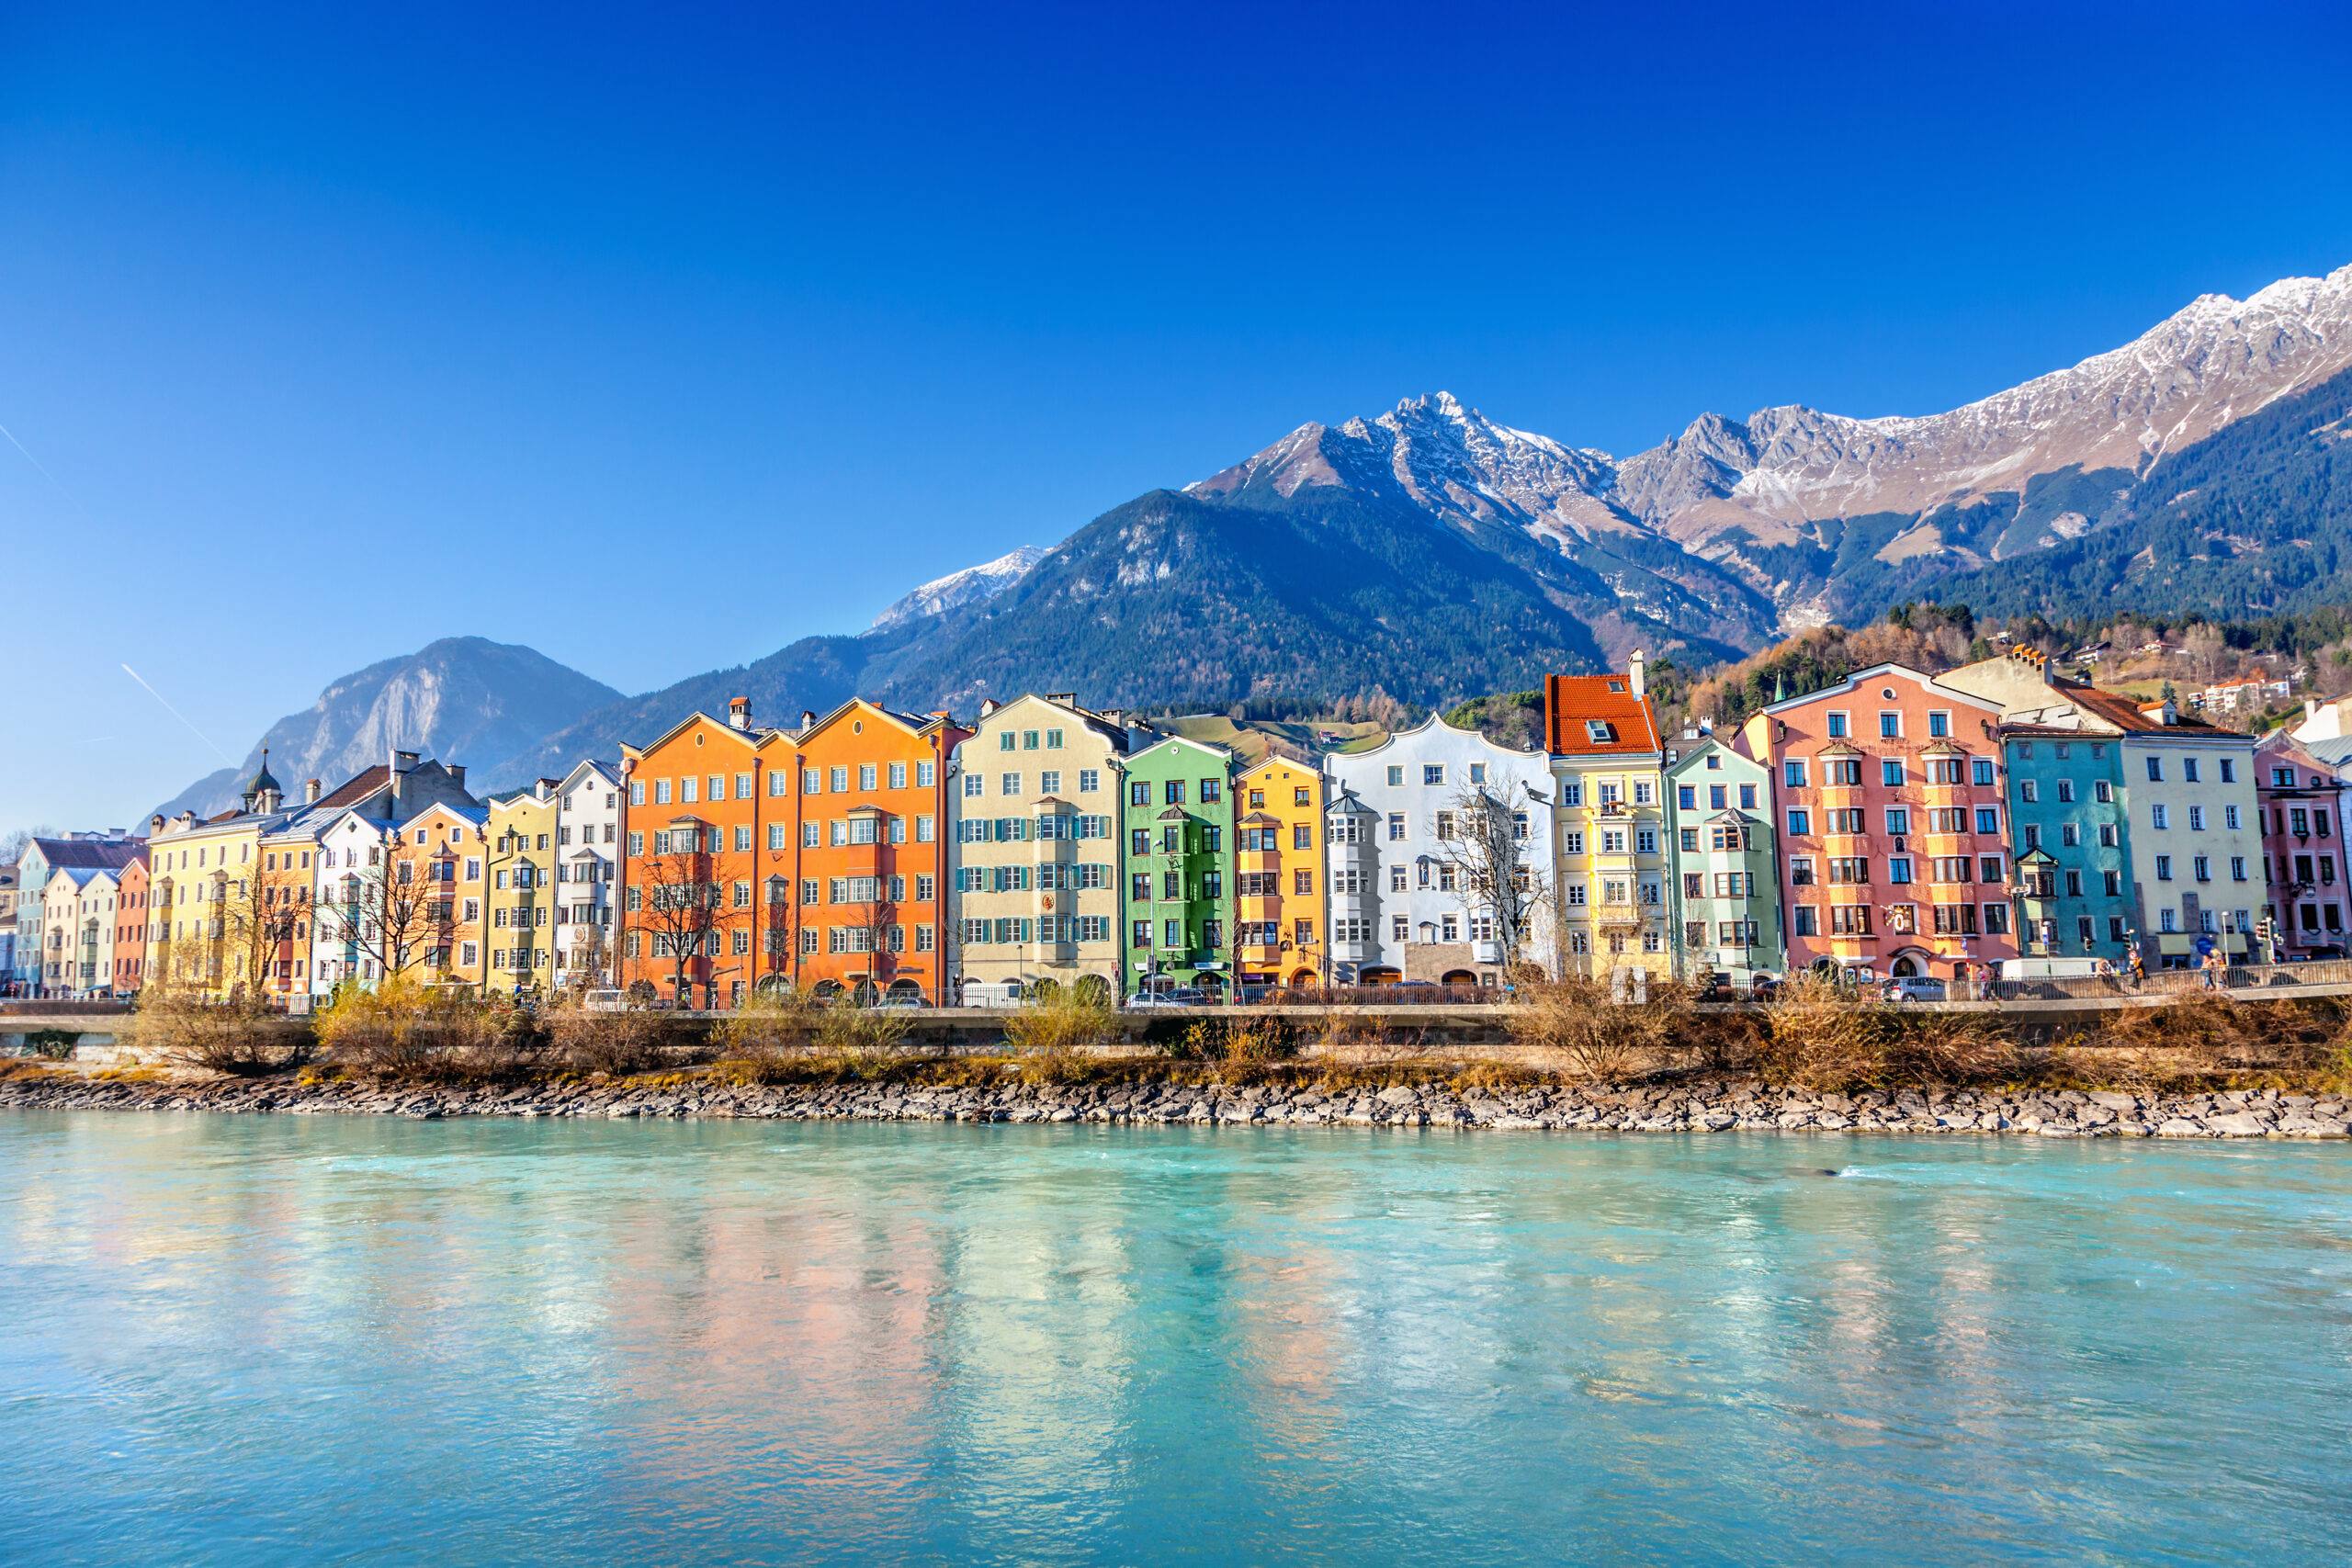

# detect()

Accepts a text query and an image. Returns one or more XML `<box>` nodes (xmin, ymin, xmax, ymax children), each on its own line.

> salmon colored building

<box><xmin>115</xmin><ymin>852</ymin><xmax>151</xmax><ymax>994</ymax></box>
<box><xmin>617</xmin><ymin>696</ymin><xmax>967</xmax><ymax>1007</ymax></box>
<box><xmin>1741</xmin><ymin>662</ymin><xmax>2017</xmax><ymax>983</ymax></box>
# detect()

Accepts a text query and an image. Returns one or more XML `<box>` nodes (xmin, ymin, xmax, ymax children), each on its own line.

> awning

<box><xmin>2156</xmin><ymin>934</ymin><xmax>2195</xmax><ymax>955</ymax></box>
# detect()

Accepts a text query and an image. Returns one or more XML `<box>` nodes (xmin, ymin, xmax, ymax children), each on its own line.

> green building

<box><xmin>1663</xmin><ymin>729</ymin><xmax>1781</xmax><ymax>986</ymax></box>
<box><xmin>1118</xmin><ymin>735</ymin><xmax>1235</xmax><ymax>995</ymax></box>
<box><xmin>2001</xmin><ymin>726</ymin><xmax>2134</xmax><ymax>960</ymax></box>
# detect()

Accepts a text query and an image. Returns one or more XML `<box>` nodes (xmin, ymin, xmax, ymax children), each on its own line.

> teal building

<box><xmin>2000</xmin><ymin>726</ymin><xmax>2134</xmax><ymax>959</ymax></box>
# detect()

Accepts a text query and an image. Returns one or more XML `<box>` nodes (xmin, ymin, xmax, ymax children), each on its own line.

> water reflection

<box><xmin>0</xmin><ymin>1117</ymin><xmax>2348</xmax><ymax>1565</ymax></box>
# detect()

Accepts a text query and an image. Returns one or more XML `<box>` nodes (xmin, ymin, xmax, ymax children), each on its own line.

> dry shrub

<box><xmin>1757</xmin><ymin>975</ymin><xmax>2014</xmax><ymax>1089</ymax></box>
<box><xmin>315</xmin><ymin>977</ymin><xmax>506</xmax><ymax>1077</ymax></box>
<box><xmin>128</xmin><ymin>984</ymin><xmax>312</xmax><ymax>1076</ymax></box>
<box><xmin>1170</xmin><ymin>1015</ymin><xmax>1299</xmax><ymax>1067</ymax></box>
<box><xmin>815</xmin><ymin>1001</ymin><xmax>913</xmax><ymax>1080</ymax></box>
<box><xmin>1005</xmin><ymin>985</ymin><xmax>1115</xmax><ymax>1084</ymax></box>
<box><xmin>543</xmin><ymin>997</ymin><xmax>666</xmax><ymax>1077</ymax></box>
<box><xmin>1506</xmin><ymin>969</ymin><xmax>1691</xmax><ymax>1083</ymax></box>
<box><xmin>709</xmin><ymin>986</ymin><xmax>820</xmax><ymax>1082</ymax></box>
<box><xmin>1306</xmin><ymin>1010</ymin><xmax>1420</xmax><ymax>1067</ymax></box>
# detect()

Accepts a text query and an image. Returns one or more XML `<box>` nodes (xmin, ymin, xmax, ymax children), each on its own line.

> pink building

<box><xmin>2255</xmin><ymin>733</ymin><xmax>2348</xmax><ymax>959</ymax></box>
<box><xmin>1741</xmin><ymin>663</ymin><xmax>2018</xmax><ymax>983</ymax></box>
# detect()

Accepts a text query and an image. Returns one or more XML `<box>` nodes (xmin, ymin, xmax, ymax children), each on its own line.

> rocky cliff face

<box><xmin>870</xmin><ymin>546</ymin><xmax>1047</xmax><ymax>628</ymax></box>
<box><xmin>151</xmin><ymin>637</ymin><xmax>624</xmax><ymax>820</ymax></box>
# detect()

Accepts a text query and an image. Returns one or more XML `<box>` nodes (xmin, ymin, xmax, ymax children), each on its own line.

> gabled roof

<box><xmin>1544</xmin><ymin>674</ymin><xmax>1662</xmax><ymax>757</ymax></box>
<box><xmin>1758</xmin><ymin>662</ymin><xmax>2004</xmax><ymax>718</ymax></box>
<box><xmin>2064</xmin><ymin>683</ymin><xmax>2249</xmax><ymax>739</ymax></box>
<box><xmin>29</xmin><ymin>837</ymin><xmax>145</xmax><ymax>872</ymax></box>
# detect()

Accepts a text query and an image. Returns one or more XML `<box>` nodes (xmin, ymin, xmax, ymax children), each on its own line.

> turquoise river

<box><xmin>2</xmin><ymin>1113</ymin><xmax>2347</xmax><ymax>1565</ymax></box>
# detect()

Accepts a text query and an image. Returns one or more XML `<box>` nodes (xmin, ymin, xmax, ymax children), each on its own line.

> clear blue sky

<box><xmin>6</xmin><ymin>1</ymin><xmax>2351</xmax><ymax>830</ymax></box>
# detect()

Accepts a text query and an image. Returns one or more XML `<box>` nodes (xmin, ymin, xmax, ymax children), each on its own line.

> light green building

<box><xmin>1117</xmin><ymin>735</ymin><xmax>1235</xmax><ymax>995</ymax></box>
<box><xmin>1664</xmin><ymin>729</ymin><xmax>1781</xmax><ymax>986</ymax></box>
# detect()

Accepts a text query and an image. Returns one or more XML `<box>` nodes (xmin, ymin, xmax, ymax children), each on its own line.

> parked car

<box><xmin>1125</xmin><ymin>987</ymin><xmax>1210</xmax><ymax>1010</ymax></box>
<box><xmin>1882</xmin><ymin>976</ymin><xmax>1947</xmax><ymax>1004</ymax></box>
<box><xmin>1695</xmin><ymin>972</ymin><xmax>1738</xmax><ymax>1003</ymax></box>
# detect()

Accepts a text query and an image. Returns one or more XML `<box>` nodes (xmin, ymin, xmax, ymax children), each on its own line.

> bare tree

<box><xmin>316</xmin><ymin>839</ymin><xmax>446</xmax><ymax>985</ymax></box>
<box><xmin>628</xmin><ymin>842</ymin><xmax>723</xmax><ymax>1004</ymax></box>
<box><xmin>1434</xmin><ymin>781</ymin><xmax>1549</xmax><ymax>976</ymax></box>
<box><xmin>218</xmin><ymin>863</ymin><xmax>305</xmax><ymax>1001</ymax></box>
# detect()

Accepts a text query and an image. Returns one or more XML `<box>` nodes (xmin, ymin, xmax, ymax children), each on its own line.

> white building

<box><xmin>554</xmin><ymin>760</ymin><xmax>622</xmax><ymax>985</ymax></box>
<box><xmin>1322</xmin><ymin>714</ymin><xmax>1555</xmax><ymax>987</ymax></box>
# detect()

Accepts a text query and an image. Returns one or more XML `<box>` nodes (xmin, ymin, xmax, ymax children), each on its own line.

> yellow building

<box><xmin>1545</xmin><ymin>660</ymin><xmax>1674</xmax><ymax>977</ymax></box>
<box><xmin>1232</xmin><ymin>754</ymin><xmax>1327</xmax><ymax>987</ymax></box>
<box><xmin>484</xmin><ymin>779</ymin><xmax>561</xmax><ymax>994</ymax></box>
<box><xmin>145</xmin><ymin>758</ymin><xmax>286</xmax><ymax>997</ymax></box>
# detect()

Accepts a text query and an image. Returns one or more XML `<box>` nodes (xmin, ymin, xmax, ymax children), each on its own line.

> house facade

<box><xmin>2254</xmin><ymin>733</ymin><xmax>2347</xmax><ymax>959</ymax></box>
<box><xmin>486</xmin><ymin>782</ymin><xmax>562</xmax><ymax>994</ymax></box>
<box><xmin>1118</xmin><ymin>735</ymin><xmax>1235</xmax><ymax>993</ymax></box>
<box><xmin>554</xmin><ymin>761</ymin><xmax>622</xmax><ymax>987</ymax></box>
<box><xmin>1232</xmin><ymin>754</ymin><xmax>1327</xmax><ymax>987</ymax></box>
<box><xmin>2117</xmin><ymin>702</ymin><xmax>2262</xmax><ymax>965</ymax></box>
<box><xmin>1325</xmin><ymin>714</ymin><xmax>1553</xmax><ymax>986</ymax></box>
<box><xmin>1742</xmin><ymin>662</ymin><xmax>2016</xmax><ymax>982</ymax></box>
<box><xmin>948</xmin><ymin>694</ymin><xmax>1132</xmax><ymax>1001</ymax></box>
<box><xmin>2000</xmin><ymin>728</ymin><xmax>2134</xmax><ymax>962</ymax></box>
<box><xmin>1663</xmin><ymin>730</ymin><xmax>1780</xmax><ymax>987</ymax></box>
<box><xmin>1547</xmin><ymin>660</ymin><xmax>1668</xmax><ymax>977</ymax></box>
<box><xmin>11</xmin><ymin>832</ymin><xmax>143</xmax><ymax>995</ymax></box>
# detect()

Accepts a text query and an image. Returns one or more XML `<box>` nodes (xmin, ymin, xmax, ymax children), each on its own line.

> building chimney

<box><xmin>1628</xmin><ymin>649</ymin><xmax>1645</xmax><ymax>698</ymax></box>
<box><xmin>979</xmin><ymin>698</ymin><xmax>1000</xmax><ymax>718</ymax></box>
<box><xmin>2307</xmin><ymin>697</ymin><xmax>2320</xmax><ymax>723</ymax></box>
<box><xmin>538</xmin><ymin>777</ymin><xmax>561</xmax><ymax>795</ymax></box>
<box><xmin>800</xmin><ymin>710</ymin><xmax>817</xmax><ymax>732</ymax></box>
<box><xmin>1047</xmin><ymin>692</ymin><xmax>1078</xmax><ymax>706</ymax></box>
<box><xmin>729</xmin><ymin>696</ymin><xmax>751</xmax><ymax>731</ymax></box>
<box><xmin>392</xmin><ymin>749</ymin><xmax>418</xmax><ymax>774</ymax></box>
<box><xmin>150</xmin><ymin>814</ymin><xmax>164</xmax><ymax>836</ymax></box>
<box><xmin>305</xmin><ymin>778</ymin><xmax>322</xmax><ymax>805</ymax></box>
<box><xmin>447</xmin><ymin>764</ymin><xmax>466</xmax><ymax>790</ymax></box>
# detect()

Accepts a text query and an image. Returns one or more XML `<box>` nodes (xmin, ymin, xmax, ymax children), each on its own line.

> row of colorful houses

<box><xmin>13</xmin><ymin>647</ymin><xmax>2350</xmax><ymax>1002</ymax></box>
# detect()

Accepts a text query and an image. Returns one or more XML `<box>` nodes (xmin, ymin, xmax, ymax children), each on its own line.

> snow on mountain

<box><xmin>870</xmin><ymin>546</ymin><xmax>1048</xmax><ymax>629</ymax></box>
<box><xmin>1189</xmin><ymin>391</ymin><xmax>1627</xmax><ymax>550</ymax></box>
<box><xmin>1616</xmin><ymin>263</ymin><xmax>2352</xmax><ymax>548</ymax></box>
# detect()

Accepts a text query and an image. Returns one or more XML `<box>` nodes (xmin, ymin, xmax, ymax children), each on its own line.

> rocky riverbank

<box><xmin>4</xmin><ymin>1069</ymin><xmax>2349</xmax><ymax>1137</ymax></box>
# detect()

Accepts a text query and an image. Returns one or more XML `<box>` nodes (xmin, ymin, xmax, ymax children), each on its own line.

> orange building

<box><xmin>617</xmin><ymin>696</ymin><xmax>968</xmax><ymax>1007</ymax></box>
<box><xmin>394</xmin><ymin>801</ymin><xmax>491</xmax><ymax>987</ymax></box>
<box><xmin>786</xmin><ymin>701</ymin><xmax>965</xmax><ymax>1002</ymax></box>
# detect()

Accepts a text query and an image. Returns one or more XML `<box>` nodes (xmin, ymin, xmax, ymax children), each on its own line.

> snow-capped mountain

<box><xmin>1188</xmin><ymin>391</ymin><xmax>1626</xmax><ymax>550</ymax></box>
<box><xmin>1616</xmin><ymin>264</ymin><xmax>2352</xmax><ymax>556</ymax></box>
<box><xmin>1191</xmin><ymin>264</ymin><xmax>2352</xmax><ymax>631</ymax></box>
<box><xmin>870</xmin><ymin>545</ymin><xmax>1048</xmax><ymax>628</ymax></box>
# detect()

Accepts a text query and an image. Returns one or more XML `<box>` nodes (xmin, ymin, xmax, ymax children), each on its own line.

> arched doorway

<box><xmin>1074</xmin><ymin>974</ymin><xmax>1113</xmax><ymax>1006</ymax></box>
<box><xmin>1285</xmin><ymin>969</ymin><xmax>1316</xmax><ymax>988</ymax></box>
<box><xmin>811</xmin><ymin>978</ymin><xmax>844</xmax><ymax>1001</ymax></box>
<box><xmin>1891</xmin><ymin>953</ymin><xmax>1922</xmax><ymax>977</ymax></box>
<box><xmin>1440</xmin><ymin>968</ymin><xmax>1478</xmax><ymax>987</ymax></box>
<box><xmin>886</xmin><ymin>978</ymin><xmax>925</xmax><ymax>1004</ymax></box>
<box><xmin>1358</xmin><ymin>966</ymin><xmax>1402</xmax><ymax>987</ymax></box>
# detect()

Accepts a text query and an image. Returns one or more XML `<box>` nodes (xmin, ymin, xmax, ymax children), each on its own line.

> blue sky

<box><xmin>6</xmin><ymin>1</ymin><xmax>2351</xmax><ymax>829</ymax></box>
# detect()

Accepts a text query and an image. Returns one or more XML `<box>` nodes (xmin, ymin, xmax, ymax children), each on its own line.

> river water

<box><xmin>1</xmin><ymin>1113</ymin><xmax>2346</xmax><ymax>1565</ymax></box>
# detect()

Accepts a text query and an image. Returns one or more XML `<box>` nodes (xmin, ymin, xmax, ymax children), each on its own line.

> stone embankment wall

<box><xmin>4</xmin><ymin>1074</ymin><xmax>2346</xmax><ymax>1138</ymax></box>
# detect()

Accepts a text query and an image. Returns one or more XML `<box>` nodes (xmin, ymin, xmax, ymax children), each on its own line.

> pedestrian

<box><xmin>2200</xmin><ymin>948</ymin><xmax>2222</xmax><ymax>991</ymax></box>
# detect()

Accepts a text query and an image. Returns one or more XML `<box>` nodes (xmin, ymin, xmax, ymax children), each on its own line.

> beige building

<box><xmin>948</xmin><ymin>694</ymin><xmax>1137</xmax><ymax>1000</ymax></box>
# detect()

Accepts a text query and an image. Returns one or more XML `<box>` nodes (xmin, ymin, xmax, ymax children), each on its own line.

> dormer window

<box><xmin>1585</xmin><ymin>720</ymin><xmax>1616</xmax><ymax>744</ymax></box>
<box><xmin>1606</xmin><ymin>680</ymin><xmax>1625</xmax><ymax>694</ymax></box>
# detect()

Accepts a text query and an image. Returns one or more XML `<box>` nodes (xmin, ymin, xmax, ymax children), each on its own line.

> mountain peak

<box><xmin>870</xmin><ymin>545</ymin><xmax>1047</xmax><ymax>629</ymax></box>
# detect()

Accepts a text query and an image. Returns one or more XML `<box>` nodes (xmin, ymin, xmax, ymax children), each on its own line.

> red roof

<box><xmin>1545</xmin><ymin>674</ymin><xmax>1662</xmax><ymax>756</ymax></box>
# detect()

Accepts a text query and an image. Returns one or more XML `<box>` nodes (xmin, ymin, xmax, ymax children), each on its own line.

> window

<box><xmin>1887</xmin><ymin>857</ymin><xmax>1913</xmax><ymax>884</ymax></box>
<box><xmin>1386</xmin><ymin>766</ymin><xmax>1404</xmax><ymax>786</ymax></box>
<box><xmin>918</xmin><ymin>761</ymin><xmax>935</xmax><ymax>788</ymax></box>
<box><xmin>1130</xmin><ymin>780</ymin><xmax>1149</xmax><ymax>807</ymax></box>
<box><xmin>1884</xmin><ymin>807</ymin><xmax>1910</xmax><ymax>835</ymax></box>
<box><xmin>1882</xmin><ymin>759</ymin><xmax>1904</xmax><ymax>786</ymax></box>
<box><xmin>2232</xmin><ymin>856</ymin><xmax>2247</xmax><ymax>882</ymax></box>
<box><xmin>1583</xmin><ymin>721</ymin><xmax>1615</xmax><ymax>745</ymax></box>
<box><xmin>1423</xmin><ymin>764</ymin><xmax>1445</xmax><ymax>786</ymax></box>
<box><xmin>999</xmin><ymin>731</ymin><xmax>1016</xmax><ymax>752</ymax></box>
<box><xmin>1165</xmin><ymin>780</ymin><xmax>1186</xmax><ymax>806</ymax></box>
<box><xmin>1973</xmin><ymin>759</ymin><xmax>1996</xmax><ymax>786</ymax></box>
<box><xmin>2155</xmin><ymin>854</ymin><xmax>2173</xmax><ymax>881</ymax></box>
<box><xmin>1561</xmin><ymin>830</ymin><xmax>1583</xmax><ymax>855</ymax></box>
<box><xmin>2019</xmin><ymin>780</ymin><xmax>2040</xmax><ymax>804</ymax></box>
<box><xmin>1001</xmin><ymin>772</ymin><xmax>1022</xmax><ymax>796</ymax></box>
<box><xmin>1829</xmin><ymin>905</ymin><xmax>1871</xmax><ymax>935</ymax></box>
<box><xmin>803</xmin><ymin>822</ymin><xmax>821</xmax><ymax>848</ymax></box>
<box><xmin>2224</xmin><ymin>804</ymin><xmax>2241</xmax><ymax>830</ymax></box>
<box><xmin>1827</xmin><ymin>858</ymin><xmax>1870</xmax><ymax>885</ymax></box>
<box><xmin>2146</xmin><ymin>757</ymin><xmax>2164</xmax><ymax>782</ymax></box>
<box><xmin>2219</xmin><ymin>759</ymin><xmax>2235</xmax><ymax>784</ymax></box>
<box><xmin>1021</xmin><ymin>729</ymin><xmax>1039</xmax><ymax>751</ymax></box>
<box><xmin>1636</xmin><ymin>828</ymin><xmax>1657</xmax><ymax>854</ymax></box>
<box><xmin>1079</xmin><ymin>769</ymin><xmax>1100</xmax><ymax>794</ymax></box>
<box><xmin>2056</xmin><ymin>779</ymin><xmax>2075</xmax><ymax>804</ymax></box>
<box><xmin>1633</xmin><ymin>782</ymin><xmax>1653</xmax><ymax>806</ymax></box>
<box><xmin>1928</xmin><ymin>711</ymin><xmax>1950</xmax><ymax>738</ymax></box>
<box><xmin>1826</xmin><ymin>713</ymin><xmax>1848</xmax><ymax>739</ymax></box>
<box><xmin>1040</xmin><ymin>771</ymin><xmax>1061</xmax><ymax>795</ymax></box>
<box><xmin>830</xmin><ymin>767</ymin><xmax>849</xmax><ymax>793</ymax></box>
<box><xmin>1787</xmin><ymin>808</ymin><xmax>1811</xmax><ymax>836</ymax></box>
<box><xmin>2151</xmin><ymin>804</ymin><xmax>2169</xmax><ymax>829</ymax></box>
<box><xmin>1679</xmin><ymin>785</ymin><xmax>1697</xmax><ymax>810</ymax></box>
<box><xmin>802</xmin><ymin>768</ymin><xmax>820</xmax><ymax>795</ymax></box>
<box><xmin>1679</xmin><ymin>829</ymin><xmax>1699</xmax><ymax>852</ymax></box>
<box><xmin>2023</xmin><ymin>825</ymin><xmax>2041</xmax><ymax>849</ymax></box>
<box><xmin>2188</xmin><ymin>805</ymin><xmax>2205</xmax><ymax>831</ymax></box>
<box><xmin>2061</xmin><ymin>823</ymin><xmax>2079</xmax><ymax>848</ymax></box>
<box><xmin>1976</xmin><ymin>807</ymin><xmax>2000</xmax><ymax>835</ymax></box>
<box><xmin>2182</xmin><ymin>759</ymin><xmax>2200</xmax><ymax>784</ymax></box>
<box><xmin>1388</xmin><ymin>813</ymin><xmax>1407</xmax><ymax>841</ymax></box>
<box><xmin>770</xmin><ymin>771</ymin><xmax>789</xmax><ymax>796</ymax></box>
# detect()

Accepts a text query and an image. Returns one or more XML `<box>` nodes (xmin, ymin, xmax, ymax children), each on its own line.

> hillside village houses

<box><xmin>19</xmin><ymin>642</ymin><xmax>2350</xmax><ymax>1001</ymax></box>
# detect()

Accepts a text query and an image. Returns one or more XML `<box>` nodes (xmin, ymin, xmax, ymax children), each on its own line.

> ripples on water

<box><xmin>0</xmin><ymin>1114</ymin><xmax>2346</xmax><ymax>1566</ymax></box>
